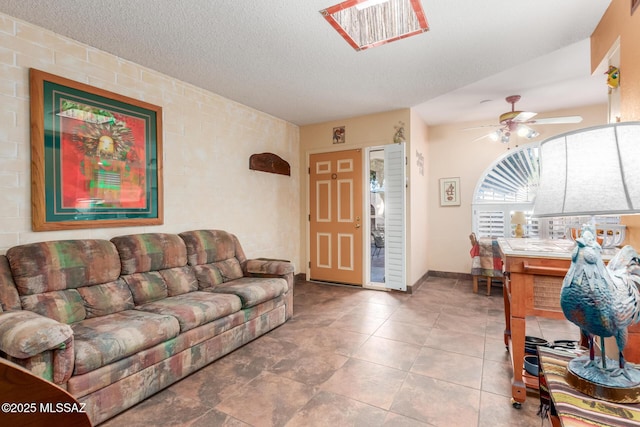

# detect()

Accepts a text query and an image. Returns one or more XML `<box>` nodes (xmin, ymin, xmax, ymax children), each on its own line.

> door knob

<box><xmin>355</xmin><ymin>223</ymin><xmax>361</xmax><ymax>229</ymax></box>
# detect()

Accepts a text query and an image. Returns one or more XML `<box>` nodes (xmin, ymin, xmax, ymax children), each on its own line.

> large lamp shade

<box><xmin>533</xmin><ymin>122</ymin><xmax>640</xmax><ymax>218</ymax></box>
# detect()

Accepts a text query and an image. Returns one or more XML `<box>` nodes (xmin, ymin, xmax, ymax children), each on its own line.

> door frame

<box><xmin>305</xmin><ymin>144</ymin><xmax>406</xmax><ymax>289</ymax></box>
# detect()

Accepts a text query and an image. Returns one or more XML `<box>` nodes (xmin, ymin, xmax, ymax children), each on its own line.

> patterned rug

<box><xmin>538</xmin><ymin>346</ymin><xmax>640</xmax><ymax>426</ymax></box>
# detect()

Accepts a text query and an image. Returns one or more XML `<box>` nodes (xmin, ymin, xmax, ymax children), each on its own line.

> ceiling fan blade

<box><xmin>471</xmin><ymin>133</ymin><xmax>494</xmax><ymax>142</ymax></box>
<box><xmin>512</xmin><ymin>111</ymin><xmax>537</xmax><ymax>122</ymax></box>
<box><xmin>530</xmin><ymin>115</ymin><xmax>583</xmax><ymax>125</ymax></box>
<box><xmin>461</xmin><ymin>124</ymin><xmax>502</xmax><ymax>131</ymax></box>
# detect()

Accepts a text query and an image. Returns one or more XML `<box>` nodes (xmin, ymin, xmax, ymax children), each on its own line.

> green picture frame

<box><xmin>29</xmin><ymin>69</ymin><xmax>163</xmax><ymax>231</ymax></box>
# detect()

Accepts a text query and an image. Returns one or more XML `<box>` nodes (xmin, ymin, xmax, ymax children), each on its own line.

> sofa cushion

<box><xmin>159</xmin><ymin>266</ymin><xmax>198</xmax><ymax>296</ymax></box>
<box><xmin>205</xmin><ymin>277</ymin><xmax>288</xmax><ymax>308</ymax></box>
<box><xmin>122</xmin><ymin>272</ymin><xmax>168</xmax><ymax>306</ymax></box>
<box><xmin>111</xmin><ymin>233</ymin><xmax>187</xmax><ymax>275</ymax></box>
<box><xmin>77</xmin><ymin>279</ymin><xmax>135</xmax><ymax>318</ymax></box>
<box><xmin>179</xmin><ymin>230</ymin><xmax>247</xmax><ymax>266</ymax></box>
<box><xmin>0</xmin><ymin>310</ymin><xmax>73</xmax><ymax>358</ymax></box>
<box><xmin>215</xmin><ymin>258</ymin><xmax>244</xmax><ymax>281</ymax></box>
<box><xmin>192</xmin><ymin>264</ymin><xmax>224</xmax><ymax>289</ymax></box>
<box><xmin>20</xmin><ymin>289</ymin><xmax>86</xmax><ymax>324</ymax></box>
<box><xmin>72</xmin><ymin>310</ymin><xmax>180</xmax><ymax>375</ymax></box>
<box><xmin>0</xmin><ymin>255</ymin><xmax>21</xmax><ymax>312</ymax></box>
<box><xmin>136</xmin><ymin>292</ymin><xmax>242</xmax><ymax>332</ymax></box>
<box><xmin>6</xmin><ymin>240</ymin><xmax>121</xmax><ymax>295</ymax></box>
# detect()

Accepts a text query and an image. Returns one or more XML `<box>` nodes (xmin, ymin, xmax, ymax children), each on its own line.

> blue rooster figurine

<box><xmin>561</xmin><ymin>224</ymin><xmax>640</xmax><ymax>381</ymax></box>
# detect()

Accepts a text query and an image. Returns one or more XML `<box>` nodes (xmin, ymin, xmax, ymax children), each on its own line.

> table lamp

<box><xmin>511</xmin><ymin>211</ymin><xmax>526</xmax><ymax>238</ymax></box>
<box><xmin>532</xmin><ymin>122</ymin><xmax>640</xmax><ymax>403</ymax></box>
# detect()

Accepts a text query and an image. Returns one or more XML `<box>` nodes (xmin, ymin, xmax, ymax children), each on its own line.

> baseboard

<box><xmin>427</xmin><ymin>270</ymin><xmax>473</xmax><ymax>280</ymax></box>
<box><xmin>407</xmin><ymin>271</ymin><xmax>429</xmax><ymax>294</ymax></box>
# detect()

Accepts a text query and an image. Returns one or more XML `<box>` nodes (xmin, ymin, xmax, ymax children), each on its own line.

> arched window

<box><xmin>472</xmin><ymin>143</ymin><xmax>618</xmax><ymax>238</ymax></box>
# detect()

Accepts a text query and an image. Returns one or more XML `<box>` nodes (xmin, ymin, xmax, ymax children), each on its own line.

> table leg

<box><xmin>486</xmin><ymin>277</ymin><xmax>492</xmax><ymax>296</ymax></box>
<box><xmin>511</xmin><ymin>316</ymin><xmax>526</xmax><ymax>405</ymax></box>
<box><xmin>502</xmin><ymin>279</ymin><xmax>511</xmax><ymax>347</ymax></box>
<box><xmin>473</xmin><ymin>276</ymin><xmax>478</xmax><ymax>293</ymax></box>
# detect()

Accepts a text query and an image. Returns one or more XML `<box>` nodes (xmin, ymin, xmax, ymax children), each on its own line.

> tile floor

<box><xmin>101</xmin><ymin>276</ymin><xmax>579</xmax><ymax>427</ymax></box>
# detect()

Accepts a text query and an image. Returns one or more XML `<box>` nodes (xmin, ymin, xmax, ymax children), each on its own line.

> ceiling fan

<box><xmin>469</xmin><ymin>95</ymin><xmax>583</xmax><ymax>143</ymax></box>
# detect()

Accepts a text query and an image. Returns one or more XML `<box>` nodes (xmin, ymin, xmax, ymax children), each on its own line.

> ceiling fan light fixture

<box><xmin>320</xmin><ymin>0</ymin><xmax>429</xmax><ymax>51</ymax></box>
<box><xmin>517</xmin><ymin>126</ymin><xmax>540</xmax><ymax>139</ymax></box>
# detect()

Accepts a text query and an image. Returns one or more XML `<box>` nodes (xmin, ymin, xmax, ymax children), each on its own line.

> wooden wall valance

<box><xmin>249</xmin><ymin>152</ymin><xmax>290</xmax><ymax>176</ymax></box>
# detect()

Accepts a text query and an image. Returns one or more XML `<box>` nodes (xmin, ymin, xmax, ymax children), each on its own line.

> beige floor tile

<box><xmin>321</xmin><ymin>358</ymin><xmax>407</xmax><ymax>410</ymax></box>
<box><xmin>353</xmin><ymin>335</ymin><xmax>421</xmax><ymax>371</ymax></box>
<box><xmin>390</xmin><ymin>372</ymin><xmax>481</xmax><ymax>427</ymax></box>
<box><xmin>411</xmin><ymin>347</ymin><xmax>484</xmax><ymax>389</ymax></box>
<box><xmin>215</xmin><ymin>372</ymin><xmax>316</xmax><ymax>427</ymax></box>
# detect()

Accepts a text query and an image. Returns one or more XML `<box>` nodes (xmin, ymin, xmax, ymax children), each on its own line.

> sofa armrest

<box><xmin>245</xmin><ymin>258</ymin><xmax>294</xmax><ymax>277</ymax></box>
<box><xmin>0</xmin><ymin>311</ymin><xmax>73</xmax><ymax>359</ymax></box>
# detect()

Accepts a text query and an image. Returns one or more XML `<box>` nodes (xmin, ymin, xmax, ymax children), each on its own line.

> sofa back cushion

<box><xmin>111</xmin><ymin>233</ymin><xmax>197</xmax><ymax>303</ymax></box>
<box><xmin>179</xmin><ymin>230</ymin><xmax>247</xmax><ymax>266</ymax></box>
<box><xmin>111</xmin><ymin>233</ymin><xmax>188</xmax><ymax>275</ymax></box>
<box><xmin>179</xmin><ymin>230</ymin><xmax>247</xmax><ymax>290</ymax></box>
<box><xmin>6</xmin><ymin>240</ymin><xmax>121</xmax><ymax>295</ymax></box>
<box><xmin>5</xmin><ymin>240</ymin><xmax>124</xmax><ymax>323</ymax></box>
<box><xmin>0</xmin><ymin>255</ymin><xmax>21</xmax><ymax>312</ymax></box>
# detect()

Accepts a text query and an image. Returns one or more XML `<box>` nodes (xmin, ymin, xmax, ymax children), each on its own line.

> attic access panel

<box><xmin>321</xmin><ymin>0</ymin><xmax>429</xmax><ymax>51</ymax></box>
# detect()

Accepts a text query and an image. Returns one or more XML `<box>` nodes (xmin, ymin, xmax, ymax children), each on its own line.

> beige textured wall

<box><xmin>409</xmin><ymin>110</ymin><xmax>429</xmax><ymax>284</ymax></box>
<box><xmin>426</xmin><ymin>103</ymin><xmax>608</xmax><ymax>274</ymax></box>
<box><xmin>0</xmin><ymin>13</ymin><xmax>301</xmax><ymax>270</ymax></box>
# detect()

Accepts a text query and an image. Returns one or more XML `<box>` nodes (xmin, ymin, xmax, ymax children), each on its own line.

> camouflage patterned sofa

<box><xmin>0</xmin><ymin>230</ymin><xmax>293</xmax><ymax>425</ymax></box>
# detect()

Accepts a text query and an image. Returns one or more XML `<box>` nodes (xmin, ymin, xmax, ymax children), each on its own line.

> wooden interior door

<box><xmin>309</xmin><ymin>149</ymin><xmax>363</xmax><ymax>285</ymax></box>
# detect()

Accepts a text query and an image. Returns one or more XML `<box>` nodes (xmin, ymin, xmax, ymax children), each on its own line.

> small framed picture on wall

<box><xmin>333</xmin><ymin>126</ymin><xmax>345</xmax><ymax>144</ymax></box>
<box><xmin>439</xmin><ymin>177</ymin><xmax>460</xmax><ymax>206</ymax></box>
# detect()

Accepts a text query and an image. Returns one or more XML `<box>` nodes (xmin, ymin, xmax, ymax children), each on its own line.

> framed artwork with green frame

<box><xmin>29</xmin><ymin>68</ymin><xmax>163</xmax><ymax>231</ymax></box>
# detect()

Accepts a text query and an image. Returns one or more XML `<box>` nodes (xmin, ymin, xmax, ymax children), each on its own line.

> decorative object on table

<box><xmin>560</xmin><ymin>224</ymin><xmax>640</xmax><ymax>402</ymax></box>
<box><xmin>332</xmin><ymin>126</ymin><xmax>345</xmax><ymax>144</ymax></box>
<box><xmin>533</xmin><ymin>122</ymin><xmax>640</xmax><ymax>402</ymax></box>
<box><xmin>439</xmin><ymin>177</ymin><xmax>460</xmax><ymax>206</ymax></box>
<box><xmin>249</xmin><ymin>153</ymin><xmax>291</xmax><ymax>176</ymax></box>
<box><xmin>29</xmin><ymin>69</ymin><xmax>163</xmax><ymax>231</ymax></box>
<box><xmin>511</xmin><ymin>211</ymin><xmax>526</xmax><ymax>238</ymax></box>
<box><xmin>566</xmin><ymin>224</ymin><xmax>627</xmax><ymax>249</ymax></box>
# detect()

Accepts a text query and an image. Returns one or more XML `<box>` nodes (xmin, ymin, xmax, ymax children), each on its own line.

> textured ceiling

<box><xmin>0</xmin><ymin>0</ymin><xmax>612</xmax><ymax>126</ymax></box>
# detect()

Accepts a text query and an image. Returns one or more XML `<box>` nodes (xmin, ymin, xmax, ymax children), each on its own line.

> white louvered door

<box><xmin>384</xmin><ymin>143</ymin><xmax>406</xmax><ymax>291</ymax></box>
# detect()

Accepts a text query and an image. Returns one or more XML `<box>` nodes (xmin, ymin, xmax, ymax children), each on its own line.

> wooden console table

<box><xmin>496</xmin><ymin>238</ymin><xmax>617</xmax><ymax>408</ymax></box>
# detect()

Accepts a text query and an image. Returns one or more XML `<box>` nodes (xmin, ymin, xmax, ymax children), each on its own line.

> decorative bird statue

<box><xmin>561</xmin><ymin>224</ymin><xmax>640</xmax><ymax>380</ymax></box>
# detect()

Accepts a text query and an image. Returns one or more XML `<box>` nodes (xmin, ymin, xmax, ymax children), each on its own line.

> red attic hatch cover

<box><xmin>320</xmin><ymin>0</ymin><xmax>429</xmax><ymax>51</ymax></box>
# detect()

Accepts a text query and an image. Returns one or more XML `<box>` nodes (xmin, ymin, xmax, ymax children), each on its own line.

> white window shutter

<box><xmin>384</xmin><ymin>143</ymin><xmax>406</xmax><ymax>291</ymax></box>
